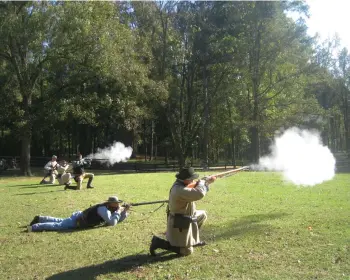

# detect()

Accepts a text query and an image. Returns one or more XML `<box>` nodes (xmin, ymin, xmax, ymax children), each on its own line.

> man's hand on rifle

<box><xmin>122</xmin><ymin>203</ymin><xmax>132</xmax><ymax>211</ymax></box>
<box><xmin>124</xmin><ymin>203</ymin><xmax>131</xmax><ymax>211</ymax></box>
<box><xmin>204</xmin><ymin>175</ymin><xmax>217</xmax><ymax>184</ymax></box>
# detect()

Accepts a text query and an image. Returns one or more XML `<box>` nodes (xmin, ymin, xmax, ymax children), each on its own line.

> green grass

<box><xmin>0</xmin><ymin>171</ymin><xmax>349</xmax><ymax>280</ymax></box>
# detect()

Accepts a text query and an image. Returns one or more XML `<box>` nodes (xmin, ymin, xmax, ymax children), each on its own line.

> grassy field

<box><xmin>0</xmin><ymin>170</ymin><xmax>349</xmax><ymax>280</ymax></box>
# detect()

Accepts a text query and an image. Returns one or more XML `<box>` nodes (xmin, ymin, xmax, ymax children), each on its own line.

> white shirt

<box><xmin>97</xmin><ymin>205</ymin><xmax>128</xmax><ymax>226</ymax></box>
<box><xmin>44</xmin><ymin>161</ymin><xmax>59</xmax><ymax>171</ymax></box>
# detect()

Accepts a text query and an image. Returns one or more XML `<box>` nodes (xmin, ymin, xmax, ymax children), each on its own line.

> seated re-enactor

<box><xmin>56</xmin><ymin>160</ymin><xmax>73</xmax><ymax>188</ymax></box>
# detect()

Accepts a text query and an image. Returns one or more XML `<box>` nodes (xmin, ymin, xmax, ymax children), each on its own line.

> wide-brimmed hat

<box><xmin>175</xmin><ymin>167</ymin><xmax>199</xmax><ymax>180</ymax></box>
<box><xmin>106</xmin><ymin>196</ymin><xmax>123</xmax><ymax>204</ymax></box>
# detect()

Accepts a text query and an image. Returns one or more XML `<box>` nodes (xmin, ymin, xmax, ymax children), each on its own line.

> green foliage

<box><xmin>0</xmin><ymin>1</ymin><xmax>348</xmax><ymax>167</ymax></box>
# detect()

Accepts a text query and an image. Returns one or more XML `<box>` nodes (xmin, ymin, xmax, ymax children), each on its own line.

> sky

<box><xmin>304</xmin><ymin>0</ymin><xmax>350</xmax><ymax>50</ymax></box>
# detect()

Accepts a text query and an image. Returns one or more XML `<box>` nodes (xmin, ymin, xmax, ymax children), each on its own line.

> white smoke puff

<box><xmin>256</xmin><ymin>127</ymin><xmax>336</xmax><ymax>186</ymax></box>
<box><xmin>88</xmin><ymin>141</ymin><xmax>133</xmax><ymax>166</ymax></box>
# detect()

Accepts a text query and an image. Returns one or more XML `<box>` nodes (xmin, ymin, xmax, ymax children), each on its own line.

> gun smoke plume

<box><xmin>87</xmin><ymin>141</ymin><xmax>133</xmax><ymax>166</ymax></box>
<box><xmin>253</xmin><ymin>127</ymin><xmax>336</xmax><ymax>186</ymax></box>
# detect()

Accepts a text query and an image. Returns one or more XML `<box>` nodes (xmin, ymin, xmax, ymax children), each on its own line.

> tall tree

<box><xmin>237</xmin><ymin>1</ymin><xmax>314</xmax><ymax>161</ymax></box>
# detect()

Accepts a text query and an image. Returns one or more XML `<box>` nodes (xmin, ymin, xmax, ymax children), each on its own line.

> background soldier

<box><xmin>150</xmin><ymin>167</ymin><xmax>216</xmax><ymax>256</ymax></box>
<box><xmin>56</xmin><ymin>160</ymin><xmax>73</xmax><ymax>189</ymax></box>
<box><xmin>40</xmin><ymin>155</ymin><xmax>59</xmax><ymax>184</ymax></box>
<box><xmin>68</xmin><ymin>153</ymin><xmax>95</xmax><ymax>190</ymax></box>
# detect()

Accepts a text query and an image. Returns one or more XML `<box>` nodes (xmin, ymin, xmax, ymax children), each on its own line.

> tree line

<box><xmin>0</xmin><ymin>1</ymin><xmax>348</xmax><ymax>175</ymax></box>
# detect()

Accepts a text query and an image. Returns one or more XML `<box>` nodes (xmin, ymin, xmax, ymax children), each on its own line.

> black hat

<box><xmin>176</xmin><ymin>167</ymin><xmax>199</xmax><ymax>180</ymax></box>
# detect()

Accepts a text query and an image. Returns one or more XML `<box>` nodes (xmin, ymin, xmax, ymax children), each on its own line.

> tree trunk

<box><xmin>250</xmin><ymin>93</ymin><xmax>260</xmax><ymax>162</ymax></box>
<box><xmin>178</xmin><ymin>152</ymin><xmax>185</xmax><ymax>169</ymax></box>
<box><xmin>225</xmin><ymin>95</ymin><xmax>236</xmax><ymax>167</ymax></box>
<box><xmin>59</xmin><ymin>131</ymin><xmax>63</xmax><ymax>156</ymax></box>
<box><xmin>144</xmin><ymin>120</ymin><xmax>147</xmax><ymax>161</ymax></box>
<box><xmin>150</xmin><ymin>120</ymin><xmax>154</xmax><ymax>161</ymax></box>
<box><xmin>20</xmin><ymin>132</ymin><xmax>31</xmax><ymax>176</ymax></box>
<box><xmin>154</xmin><ymin>135</ymin><xmax>157</xmax><ymax>160</ymax></box>
<box><xmin>250</xmin><ymin>76</ymin><xmax>260</xmax><ymax>162</ymax></box>
<box><xmin>231</xmin><ymin>130</ymin><xmax>236</xmax><ymax>168</ymax></box>
<box><xmin>1</xmin><ymin>128</ymin><xmax>4</xmax><ymax>155</ymax></box>
<box><xmin>165</xmin><ymin>146</ymin><xmax>169</xmax><ymax>164</ymax></box>
<box><xmin>20</xmin><ymin>95</ymin><xmax>32</xmax><ymax>176</ymax></box>
<box><xmin>202</xmin><ymin>65</ymin><xmax>209</xmax><ymax>169</ymax></box>
<box><xmin>344</xmin><ymin>97</ymin><xmax>349</xmax><ymax>152</ymax></box>
<box><xmin>68</xmin><ymin>128</ymin><xmax>71</xmax><ymax>158</ymax></box>
<box><xmin>248</xmin><ymin>12</ymin><xmax>262</xmax><ymax>163</ymax></box>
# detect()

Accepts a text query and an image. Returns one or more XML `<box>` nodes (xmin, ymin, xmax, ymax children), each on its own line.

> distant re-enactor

<box><xmin>150</xmin><ymin>167</ymin><xmax>216</xmax><ymax>256</ymax></box>
<box><xmin>65</xmin><ymin>153</ymin><xmax>95</xmax><ymax>190</ymax></box>
<box><xmin>56</xmin><ymin>160</ymin><xmax>73</xmax><ymax>189</ymax></box>
<box><xmin>40</xmin><ymin>155</ymin><xmax>59</xmax><ymax>184</ymax></box>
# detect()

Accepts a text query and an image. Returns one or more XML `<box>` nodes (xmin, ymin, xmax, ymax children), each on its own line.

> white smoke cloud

<box><xmin>87</xmin><ymin>141</ymin><xmax>133</xmax><ymax>166</ymax></box>
<box><xmin>254</xmin><ymin>127</ymin><xmax>336</xmax><ymax>186</ymax></box>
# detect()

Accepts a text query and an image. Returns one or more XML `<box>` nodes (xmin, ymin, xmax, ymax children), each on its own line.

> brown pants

<box><xmin>75</xmin><ymin>173</ymin><xmax>94</xmax><ymax>190</ymax></box>
<box><xmin>178</xmin><ymin>210</ymin><xmax>208</xmax><ymax>256</ymax></box>
<box><xmin>57</xmin><ymin>173</ymin><xmax>72</xmax><ymax>185</ymax></box>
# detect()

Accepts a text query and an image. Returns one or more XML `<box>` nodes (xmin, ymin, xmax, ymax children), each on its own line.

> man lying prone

<box><xmin>27</xmin><ymin>196</ymin><xmax>130</xmax><ymax>232</ymax></box>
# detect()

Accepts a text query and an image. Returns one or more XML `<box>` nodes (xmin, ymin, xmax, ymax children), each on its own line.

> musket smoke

<box><xmin>87</xmin><ymin>141</ymin><xmax>133</xmax><ymax>166</ymax></box>
<box><xmin>253</xmin><ymin>127</ymin><xmax>336</xmax><ymax>186</ymax></box>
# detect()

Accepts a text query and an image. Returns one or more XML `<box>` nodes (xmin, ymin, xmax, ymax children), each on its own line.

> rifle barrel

<box><xmin>130</xmin><ymin>200</ymin><xmax>169</xmax><ymax>207</ymax></box>
<box><xmin>212</xmin><ymin>166</ymin><xmax>250</xmax><ymax>178</ymax></box>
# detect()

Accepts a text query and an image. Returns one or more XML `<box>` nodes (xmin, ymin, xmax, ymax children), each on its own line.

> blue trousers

<box><xmin>31</xmin><ymin>211</ymin><xmax>82</xmax><ymax>232</ymax></box>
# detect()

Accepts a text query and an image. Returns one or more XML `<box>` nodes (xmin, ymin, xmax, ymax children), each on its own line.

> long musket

<box><xmin>209</xmin><ymin>166</ymin><xmax>250</xmax><ymax>178</ymax></box>
<box><xmin>187</xmin><ymin>166</ymin><xmax>250</xmax><ymax>188</ymax></box>
<box><xmin>122</xmin><ymin>166</ymin><xmax>250</xmax><ymax>205</ymax></box>
<box><xmin>123</xmin><ymin>200</ymin><xmax>169</xmax><ymax>207</ymax></box>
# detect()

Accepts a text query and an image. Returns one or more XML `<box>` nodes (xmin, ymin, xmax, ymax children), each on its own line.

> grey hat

<box><xmin>52</xmin><ymin>155</ymin><xmax>57</xmax><ymax>159</ymax></box>
<box><xmin>106</xmin><ymin>196</ymin><xmax>123</xmax><ymax>203</ymax></box>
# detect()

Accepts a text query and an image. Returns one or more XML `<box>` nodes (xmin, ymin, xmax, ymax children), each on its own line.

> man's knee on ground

<box><xmin>179</xmin><ymin>246</ymin><xmax>194</xmax><ymax>256</ymax></box>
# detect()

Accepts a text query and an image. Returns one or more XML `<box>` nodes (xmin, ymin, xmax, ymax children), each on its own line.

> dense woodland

<box><xmin>0</xmin><ymin>1</ymin><xmax>349</xmax><ymax>175</ymax></box>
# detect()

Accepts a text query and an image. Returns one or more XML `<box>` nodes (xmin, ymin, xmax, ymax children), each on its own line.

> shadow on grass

<box><xmin>57</xmin><ymin>225</ymin><xmax>107</xmax><ymax>234</ymax></box>
<box><xmin>19</xmin><ymin>224</ymin><xmax>106</xmax><ymax>233</ymax></box>
<box><xmin>46</xmin><ymin>252</ymin><xmax>179</xmax><ymax>280</ymax></box>
<box><xmin>203</xmin><ymin>212</ymin><xmax>289</xmax><ymax>241</ymax></box>
<box><xmin>6</xmin><ymin>183</ymin><xmax>61</xmax><ymax>188</ymax></box>
<box><xmin>15</xmin><ymin>190</ymin><xmax>65</xmax><ymax>195</ymax></box>
<box><xmin>20</xmin><ymin>184</ymin><xmax>60</xmax><ymax>189</ymax></box>
<box><xmin>6</xmin><ymin>183</ymin><xmax>43</xmax><ymax>187</ymax></box>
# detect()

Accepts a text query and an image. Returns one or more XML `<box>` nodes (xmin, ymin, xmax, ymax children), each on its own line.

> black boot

<box><xmin>30</xmin><ymin>216</ymin><xmax>40</xmax><ymax>226</ymax></box>
<box><xmin>193</xmin><ymin>241</ymin><xmax>207</xmax><ymax>247</ymax></box>
<box><xmin>150</xmin><ymin>236</ymin><xmax>180</xmax><ymax>256</ymax></box>
<box><xmin>87</xmin><ymin>178</ymin><xmax>94</xmax><ymax>189</ymax></box>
